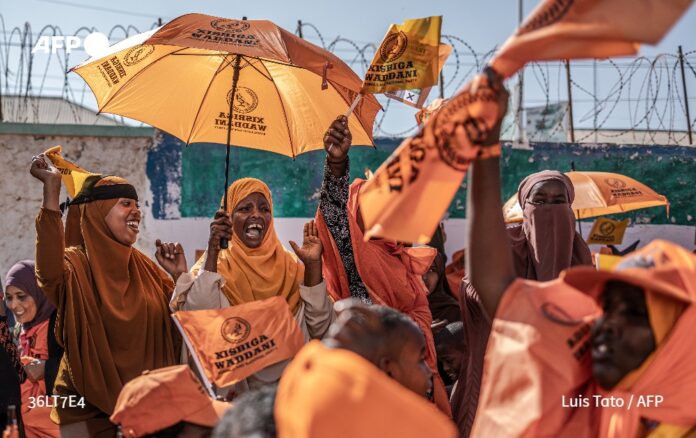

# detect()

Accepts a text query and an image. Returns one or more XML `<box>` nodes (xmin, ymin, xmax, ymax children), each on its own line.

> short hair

<box><xmin>371</xmin><ymin>305</ymin><xmax>423</xmax><ymax>357</ymax></box>
<box><xmin>212</xmin><ymin>384</ymin><xmax>277</xmax><ymax>438</ymax></box>
<box><xmin>433</xmin><ymin>321</ymin><xmax>465</xmax><ymax>351</ymax></box>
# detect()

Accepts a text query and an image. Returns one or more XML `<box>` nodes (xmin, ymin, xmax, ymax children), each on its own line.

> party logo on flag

<box><xmin>221</xmin><ymin>317</ymin><xmax>251</xmax><ymax>343</ymax></box>
<box><xmin>587</xmin><ymin>217</ymin><xmax>630</xmax><ymax>245</ymax></box>
<box><xmin>379</xmin><ymin>31</ymin><xmax>408</xmax><ymax>62</ymax></box>
<box><xmin>362</xmin><ymin>16</ymin><xmax>442</xmax><ymax>94</ymax></box>
<box><xmin>172</xmin><ymin>296</ymin><xmax>304</xmax><ymax>392</ymax></box>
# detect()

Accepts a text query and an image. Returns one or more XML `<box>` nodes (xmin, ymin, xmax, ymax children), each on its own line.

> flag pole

<box><xmin>220</xmin><ymin>54</ymin><xmax>242</xmax><ymax>249</ymax></box>
<box><xmin>344</xmin><ymin>93</ymin><xmax>363</xmax><ymax>118</ymax></box>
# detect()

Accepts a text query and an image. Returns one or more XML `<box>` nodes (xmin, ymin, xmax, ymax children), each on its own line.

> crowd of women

<box><xmin>1</xmin><ymin>71</ymin><xmax>695</xmax><ymax>438</ymax></box>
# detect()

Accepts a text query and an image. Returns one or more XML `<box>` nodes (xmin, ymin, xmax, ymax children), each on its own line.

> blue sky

<box><xmin>2</xmin><ymin>0</ymin><xmax>696</xmax><ymax>134</ymax></box>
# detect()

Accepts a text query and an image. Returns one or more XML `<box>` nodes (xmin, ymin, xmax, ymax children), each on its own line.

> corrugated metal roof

<box><xmin>0</xmin><ymin>95</ymin><xmax>125</xmax><ymax>126</ymax></box>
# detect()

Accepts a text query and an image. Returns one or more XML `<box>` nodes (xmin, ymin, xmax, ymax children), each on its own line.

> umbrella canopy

<box><xmin>71</xmin><ymin>13</ymin><xmax>381</xmax><ymax>157</ymax></box>
<box><xmin>503</xmin><ymin>171</ymin><xmax>670</xmax><ymax>222</ymax></box>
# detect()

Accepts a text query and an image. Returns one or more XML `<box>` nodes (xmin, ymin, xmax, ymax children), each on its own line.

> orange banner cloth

<box><xmin>359</xmin><ymin>73</ymin><xmax>507</xmax><ymax>243</ymax></box>
<box><xmin>275</xmin><ymin>341</ymin><xmax>457</xmax><ymax>438</ymax></box>
<box><xmin>472</xmin><ymin>240</ymin><xmax>696</xmax><ymax>437</ymax></box>
<box><xmin>490</xmin><ymin>0</ymin><xmax>695</xmax><ymax>78</ymax></box>
<box><xmin>362</xmin><ymin>16</ymin><xmax>443</xmax><ymax>95</ymax></box>
<box><xmin>315</xmin><ymin>178</ymin><xmax>453</xmax><ymax>414</ymax></box>
<box><xmin>172</xmin><ymin>296</ymin><xmax>304</xmax><ymax>392</ymax></box>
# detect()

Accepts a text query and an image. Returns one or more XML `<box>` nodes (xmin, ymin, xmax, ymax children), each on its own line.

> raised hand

<box><xmin>289</xmin><ymin>220</ymin><xmax>323</xmax><ymax>287</ymax></box>
<box><xmin>30</xmin><ymin>153</ymin><xmax>61</xmax><ymax>211</ymax></box>
<box><xmin>204</xmin><ymin>210</ymin><xmax>233</xmax><ymax>272</ymax></box>
<box><xmin>324</xmin><ymin>115</ymin><xmax>352</xmax><ymax>170</ymax></box>
<box><xmin>289</xmin><ymin>220</ymin><xmax>323</xmax><ymax>265</ymax></box>
<box><xmin>29</xmin><ymin>154</ymin><xmax>61</xmax><ymax>185</ymax></box>
<box><xmin>155</xmin><ymin>240</ymin><xmax>187</xmax><ymax>282</ymax></box>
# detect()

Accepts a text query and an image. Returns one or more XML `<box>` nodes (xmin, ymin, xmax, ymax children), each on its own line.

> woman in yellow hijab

<box><xmin>171</xmin><ymin>178</ymin><xmax>335</xmax><ymax>392</ymax></box>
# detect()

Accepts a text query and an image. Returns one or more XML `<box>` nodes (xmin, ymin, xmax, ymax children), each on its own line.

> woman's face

<box><xmin>527</xmin><ymin>180</ymin><xmax>568</xmax><ymax>205</ymax></box>
<box><xmin>423</xmin><ymin>253</ymin><xmax>445</xmax><ymax>294</ymax></box>
<box><xmin>232</xmin><ymin>192</ymin><xmax>272</xmax><ymax>248</ymax></box>
<box><xmin>591</xmin><ymin>281</ymin><xmax>656</xmax><ymax>389</ymax></box>
<box><xmin>4</xmin><ymin>285</ymin><xmax>38</xmax><ymax>324</ymax></box>
<box><xmin>105</xmin><ymin>198</ymin><xmax>141</xmax><ymax>246</ymax></box>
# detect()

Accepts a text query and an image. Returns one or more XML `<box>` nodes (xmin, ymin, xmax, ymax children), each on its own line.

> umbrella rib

<box><xmin>241</xmin><ymin>57</ymin><xmax>273</xmax><ymax>82</ymax></box>
<box><xmin>185</xmin><ymin>54</ymin><xmax>232</xmax><ymax>146</ymax></box>
<box><xmin>97</xmin><ymin>47</ymin><xmax>188</xmax><ymax>115</ymax></box>
<box><xmin>260</xmin><ymin>61</ymin><xmax>296</xmax><ymax>159</ymax></box>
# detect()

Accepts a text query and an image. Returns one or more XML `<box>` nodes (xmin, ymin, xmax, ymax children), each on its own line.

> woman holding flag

<box><xmin>170</xmin><ymin>177</ymin><xmax>335</xmax><ymax>392</ymax></box>
<box><xmin>29</xmin><ymin>153</ymin><xmax>183</xmax><ymax>437</ymax></box>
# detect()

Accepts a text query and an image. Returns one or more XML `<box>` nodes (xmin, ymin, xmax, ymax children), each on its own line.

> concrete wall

<box><xmin>0</xmin><ymin>124</ymin><xmax>157</xmax><ymax>277</ymax></box>
<box><xmin>1</xmin><ymin>124</ymin><xmax>694</xmax><ymax>279</ymax></box>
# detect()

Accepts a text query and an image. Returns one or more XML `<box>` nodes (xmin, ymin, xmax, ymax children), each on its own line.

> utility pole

<box><xmin>513</xmin><ymin>0</ymin><xmax>525</xmax><ymax>146</ymax></box>
<box><xmin>565</xmin><ymin>59</ymin><xmax>575</xmax><ymax>143</ymax></box>
<box><xmin>678</xmin><ymin>46</ymin><xmax>693</xmax><ymax>145</ymax></box>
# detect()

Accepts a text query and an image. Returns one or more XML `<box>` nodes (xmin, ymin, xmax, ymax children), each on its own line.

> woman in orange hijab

<box><xmin>171</xmin><ymin>178</ymin><xmax>335</xmax><ymax>392</ymax></box>
<box><xmin>30</xmin><ymin>154</ymin><xmax>182</xmax><ymax>438</ymax></box>
<box><xmin>315</xmin><ymin>116</ymin><xmax>450</xmax><ymax>414</ymax></box>
<box><xmin>465</xmin><ymin>71</ymin><xmax>696</xmax><ymax>437</ymax></box>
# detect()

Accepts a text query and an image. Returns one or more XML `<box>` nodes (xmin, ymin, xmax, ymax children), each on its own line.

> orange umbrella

<box><xmin>503</xmin><ymin>171</ymin><xmax>669</xmax><ymax>223</ymax></box>
<box><xmin>72</xmin><ymin>14</ymin><xmax>381</xmax><ymax>244</ymax></box>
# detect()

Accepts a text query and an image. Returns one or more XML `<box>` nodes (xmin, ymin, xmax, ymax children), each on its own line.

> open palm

<box><xmin>290</xmin><ymin>220</ymin><xmax>323</xmax><ymax>265</ymax></box>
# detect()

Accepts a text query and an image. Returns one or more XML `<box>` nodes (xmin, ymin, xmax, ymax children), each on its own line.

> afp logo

<box><xmin>379</xmin><ymin>31</ymin><xmax>408</xmax><ymax>62</ymax></box>
<box><xmin>211</xmin><ymin>19</ymin><xmax>251</xmax><ymax>33</ymax></box>
<box><xmin>227</xmin><ymin>87</ymin><xmax>259</xmax><ymax>114</ymax></box>
<box><xmin>221</xmin><ymin>317</ymin><xmax>252</xmax><ymax>344</ymax></box>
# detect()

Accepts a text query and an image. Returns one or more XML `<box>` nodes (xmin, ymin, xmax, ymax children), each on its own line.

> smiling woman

<box><xmin>171</xmin><ymin>177</ymin><xmax>335</xmax><ymax>397</ymax></box>
<box><xmin>29</xmin><ymin>154</ymin><xmax>183</xmax><ymax>437</ymax></box>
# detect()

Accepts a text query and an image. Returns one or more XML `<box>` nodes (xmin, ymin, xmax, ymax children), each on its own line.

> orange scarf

<box><xmin>315</xmin><ymin>178</ymin><xmax>451</xmax><ymax>415</ymax></box>
<box><xmin>192</xmin><ymin>178</ymin><xmax>303</xmax><ymax>313</ymax></box>
<box><xmin>45</xmin><ymin>177</ymin><xmax>178</xmax><ymax>422</ymax></box>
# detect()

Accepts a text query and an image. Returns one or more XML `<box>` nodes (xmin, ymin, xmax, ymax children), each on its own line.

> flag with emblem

<box><xmin>361</xmin><ymin>16</ymin><xmax>446</xmax><ymax>95</ymax></box>
<box><xmin>383</xmin><ymin>44</ymin><xmax>452</xmax><ymax>109</ymax></box>
<box><xmin>587</xmin><ymin>217</ymin><xmax>630</xmax><ymax>245</ymax></box>
<box><xmin>172</xmin><ymin>296</ymin><xmax>304</xmax><ymax>394</ymax></box>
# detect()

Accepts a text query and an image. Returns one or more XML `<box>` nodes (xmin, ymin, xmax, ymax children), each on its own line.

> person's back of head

<box><xmin>212</xmin><ymin>384</ymin><xmax>277</xmax><ymax>438</ymax></box>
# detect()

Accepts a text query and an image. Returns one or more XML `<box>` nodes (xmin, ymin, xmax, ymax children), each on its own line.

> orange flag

<box><xmin>359</xmin><ymin>72</ymin><xmax>507</xmax><ymax>243</ymax></box>
<box><xmin>172</xmin><ymin>296</ymin><xmax>304</xmax><ymax>393</ymax></box>
<box><xmin>44</xmin><ymin>145</ymin><xmax>98</xmax><ymax>198</ymax></box>
<box><xmin>361</xmin><ymin>16</ymin><xmax>444</xmax><ymax>95</ymax></box>
<box><xmin>490</xmin><ymin>0</ymin><xmax>695</xmax><ymax>78</ymax></box>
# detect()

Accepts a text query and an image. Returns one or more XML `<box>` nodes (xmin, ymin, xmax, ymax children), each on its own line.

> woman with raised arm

<box><xmin>30</xmin><ymin>154</ymin><xmax>183</xmax><ymax>437</ymax></box>
<box><xmin>466</xmin><ymin>72</ymin><xmax>696</xmax><ymax>438</ymax></box>
<box><xmin>314</xmin><ymin>116</ymin><xmax>450</xmax><ymax>414</ymax></box>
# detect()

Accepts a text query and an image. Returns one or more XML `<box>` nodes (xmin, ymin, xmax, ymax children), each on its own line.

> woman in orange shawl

<box><xmin>171</xmin><ymin>178</ymin><xmax>335</xmax><ymax>392</ymax></box>
<box><xmin>30</xmin><ymin>154</ymin><xmax>181</xmax><ymax>437</ymax></box>
<box><xmin>465</xmin><ymin>71</ymin><xmax>696</xmax><ymax>437</ymax></box>
<box><xmin>316</xmin><ymin>115</ymin><xmax>450</xmax><ymax>414</ymax></box>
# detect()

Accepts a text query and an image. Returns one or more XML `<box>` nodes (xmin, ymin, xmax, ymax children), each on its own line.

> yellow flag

<box><xmin>384</xmin><ymin>44</ymin><xmax>452</xmax><ymax>109</ymax></box>
<box><xmin>587</xmin><ymin>217</ymin><xmax>630</xmax><ymax>245</ymax></box>
<box><xmin>594</xmin><ymin>253</ymin><xmax>624</xmax><ymax>271</ymax></box>
<box><xmin>44</xmin><ymin>145</ymin><xmax>98</xmax><ymax>198</ymax></box>
<box><xmin>362</xmin><ymin>16</ymin><xmax>443</xmax><ymax>94</ymax></box>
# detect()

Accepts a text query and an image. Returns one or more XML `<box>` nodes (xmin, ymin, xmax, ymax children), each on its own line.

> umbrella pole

<box><xmin>577</xmin><ymin>210</ymin><xmax>583</xmax><ymax>238</ymax></box>
<box><xmin>220</xmin><ymin>54</ymin><xmax>242</xmax><ymax>249</ymax></box>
